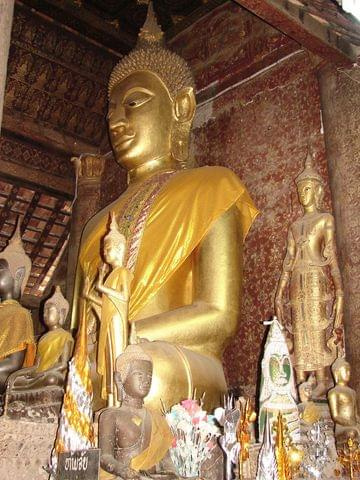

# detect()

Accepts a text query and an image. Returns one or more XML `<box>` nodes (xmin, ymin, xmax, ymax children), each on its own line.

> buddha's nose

<box><xmin>110</xmin><ymin>120</ymin><xmax>127</xmax><ymax>137</ymax></box>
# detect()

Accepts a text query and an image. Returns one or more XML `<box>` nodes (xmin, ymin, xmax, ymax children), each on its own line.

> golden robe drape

<box><xmin>75</xmin><ymin>166</ymin><xmax>258</xmax><ymax>328</ymax></box>
<box><xmin>36</xmin><ymin>328</ymin><xmax>74</xmax><ymax>372</ymax></box>
<box><xmin>0</xmin><ymin>299</ymin><xmax>35</xmax><ymax>366</ymax></box>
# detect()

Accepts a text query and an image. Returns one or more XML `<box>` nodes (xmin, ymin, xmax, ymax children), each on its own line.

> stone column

<box><xmin>318</xmin><ymin>65</ymin><xmax>360</xmax><ymax>398</ymax></box>
<box><xmin>66</xmin><ymin>154</ymin><xmax>105</xmax><ymax>309</ymax></box>
<box><xmin>0</xmin><ymin>0</ymin><xmax>14</xmax><ymax>130</ymax></box>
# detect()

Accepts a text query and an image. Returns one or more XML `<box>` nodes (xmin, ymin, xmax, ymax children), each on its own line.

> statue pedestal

<box><xmin>5</xmin><ymin>385</ymin><xmax>63</xmax><ymax>422</ymax></box>
<box><xmin>0</xmin><ymin>417</ymin><xmax>57</xmax><ymax>479</ymax></box>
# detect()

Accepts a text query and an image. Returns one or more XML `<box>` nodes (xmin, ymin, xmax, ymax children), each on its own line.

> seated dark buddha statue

<box><xmin>5</xmin><ymin>286</ymin><xmax>74</xmax><ymax>420</ymax></box>
<box><xmin>99</xmin><ymin>344</ymin><xmax>173</xmax><ymax>480</ymax></box>
<box><xmin>0</xmin><ymin>221</ymin><xmax>35</xmax><ymax>409</ymax></box>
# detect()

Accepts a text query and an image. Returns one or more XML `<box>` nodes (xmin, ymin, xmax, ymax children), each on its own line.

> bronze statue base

<box><xmin>5</xmin><ymin>385</ymin><xmax>63</xmax><ymax>422</ymax></box>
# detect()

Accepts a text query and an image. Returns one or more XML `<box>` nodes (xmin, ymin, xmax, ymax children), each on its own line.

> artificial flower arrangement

<box><xmin>164</xmin><ymin>398</ymin><xmax>220</xmax><ymax>478</ymax></box>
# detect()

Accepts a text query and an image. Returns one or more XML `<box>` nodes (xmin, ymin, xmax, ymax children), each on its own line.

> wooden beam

<box><xmin>0</xmin><ymin>161</ymin><xmax>74</xmax><ymax>198</ymax></box>
<box><xmin>18</xmin><ymin>0</ymin><xmax>135</xmax><ymax>55</ymax></box>
<box><xmin>234</xmin><ymin>0</ymin><xmax>358</xmax><ymax>65</ymax></box>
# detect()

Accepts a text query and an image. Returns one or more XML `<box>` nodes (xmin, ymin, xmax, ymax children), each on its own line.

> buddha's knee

<box><xmin>46</xmin><ymin>373</ymin><xmax>63</xmax><ymax>386</ymax></box>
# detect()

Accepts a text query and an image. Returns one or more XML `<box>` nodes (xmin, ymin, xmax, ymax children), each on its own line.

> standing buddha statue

<box><xmin>0</xmin><ymin>220</ymin><xmax>35</xmax><ymax>398</ymax></box>
<box><xmin>84</xmin><ymin>212</ymin><xmax>133</xmax><ymax>406</ymax></box>
<box><xmin>72</xmin><ymin>3</ymin><xmax>258</xmax><ymax>411</ymax></box>
<box><xmin>275</xmin><ymin>152</ymin><xmax>343</xmax><ymax>396</ymax></box>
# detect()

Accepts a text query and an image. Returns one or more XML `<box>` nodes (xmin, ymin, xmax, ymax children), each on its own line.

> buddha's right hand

<box><xmin>275</xmin><ymin>292</ymin><xmax>284</xmax><ymax>322</ymax></box>
<box><xmin>83</xmin><ymin>276</ymin><xmax>91</xmax><ymax>298</ymax></box>
<box><xmin>102</xmin><ymin>456</ymin><xmax>140</xmax><ymax>480</ymax></box>
<box><xmin>115</xmin><ymin>465</ymin><xmax>140</xmax><ymax>480</ymax></box>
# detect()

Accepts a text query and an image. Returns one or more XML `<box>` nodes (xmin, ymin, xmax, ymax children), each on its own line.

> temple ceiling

<box><xmin>0</xmin><ymin>175</ymin><xmax>72</xmax><ymax>299</ymax></box>
<box><xmin>235</xmin><ymin>0</ymin><xmax>360</xmax><ymax>65</ymax></box>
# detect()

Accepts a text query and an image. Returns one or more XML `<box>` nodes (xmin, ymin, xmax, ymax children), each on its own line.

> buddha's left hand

<box><xmin>333</xmin><ymin>293</ymin><xmax>344</xmax><ymax>329</ymax></box>
<box><xmin>97</xmin><ymin>263</ymin><xmax>108</xmax><ymax>288</ymax></box>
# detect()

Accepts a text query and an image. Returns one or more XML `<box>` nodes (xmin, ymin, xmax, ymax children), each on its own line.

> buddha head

<box><xmin>0</xmin><ymin>219</ymin><xmax>31</xmax><ymax>300</ymax></box>
<box><xmin>298</xmin><ymin>377</ymin><xmax>314</xmax><ymax>403</ymax></box>
<box><xmin>296</xmin><ymin>151</ymin><xmax>324</xmax><ymax>210</ymax></box>
<box><xmin>114</xmin><ymin>344</ymin><xmax>153</xmax><ymax>403</ymax></box>
<box><xmin>43</xmin><ymin>285</ymin><xmax>69</xmax><ymax>329</ymax></box>
<box><xmin>103</xmin><ymin>212</ymin><xmax>126</xmax><ymax>268</ymax></box>
<box><xmin>107</xmin><ymin>2</ymin><xmax>196</xmax><ymax>173</ymax></box>
<box><xmin>332</xmin><ymin>357</ymin><xmax>351</xmax><ymax>385</ymax></box>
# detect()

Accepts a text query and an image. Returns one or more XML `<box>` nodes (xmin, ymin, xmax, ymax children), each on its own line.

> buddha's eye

<box><xmin>123</xmin><ymin>90</ymin><xmax>153</xmax><ymax>109</ymax></box>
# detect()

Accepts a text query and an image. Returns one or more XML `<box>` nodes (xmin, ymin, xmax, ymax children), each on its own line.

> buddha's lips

<box><xmin>113</xmin><ymin>134</ymin><xmax>135</xmax><ymax>150</ymax></box>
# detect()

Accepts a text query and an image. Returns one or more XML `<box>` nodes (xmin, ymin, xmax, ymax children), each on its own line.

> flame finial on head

<box><xmin>138</xmin><ymin>1</ymin><xmax>164</xmax><ymax>45</ymax></box>
<box><xmin>0</xmin><ymin>216</ymin><xmax>32</xmax><ymax>295</ymax></box>
<box><xmin>108</xmin><ymin>2</ymin><xmax>195</xmax><ymax>99</ymax></box>
<box><xmin>296</xmin><ymin>148</ymin><xmax>323</xmax><ymax>185</ymax></box>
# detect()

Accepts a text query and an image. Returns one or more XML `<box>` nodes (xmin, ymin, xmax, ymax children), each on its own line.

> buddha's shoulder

<box><xmin>99</xmin><ymin>406</ymin><xmax>131</xmax><ymax>422</ymax></box>
<box><xmin>174</xmin><ymin>166</ymin><xmax>241</xmax><ymax>188</ymax></box>
<box><xmin>1</xmin><ymin>300</ymin><xmax>29</xmax><ymax>314</ymax></box>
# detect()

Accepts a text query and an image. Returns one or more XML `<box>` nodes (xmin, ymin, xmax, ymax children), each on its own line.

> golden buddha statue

<box><xmin>298</xmin><ymin>375</ymin><xmax>321</xmax><ymax>426</ymax></box>
<box><xmin>84</xmin><ymin>212</ymin><xmax>133</xmax><ymax>406</ymax></box>
<box><xmin>72</xmin><ymin>3</ymin><xmax>258</xmax><ymax>411</ymax></box>
<box><xmin>275</xmin><ymin>151</ymin><xmax>343</xmax><ymax>397</ymax></box>
<box><xmin>328</xmin><ymin>357</ymin><xmax>360</xmax><ymax>447</ymax></box>
<box><xmin>0</xmin><ymin>221</ymin><xmax>35</xmax><ymax>400</ymax></box>
<box><xmin>6</xmin><ymin>285</ymin><xmax>74</xmax><ymax>393</ymax></box>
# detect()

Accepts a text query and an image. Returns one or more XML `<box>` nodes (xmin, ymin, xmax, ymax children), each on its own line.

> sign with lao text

<box><xmin>57</xmin><ymin>449</ymin><xmax>100</xmax><ymax>480</ymax></box>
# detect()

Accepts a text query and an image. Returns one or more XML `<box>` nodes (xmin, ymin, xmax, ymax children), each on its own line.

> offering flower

<box><xmin>165</xmin><ymin>398</ymin><xmax>220</xmax><ymax>478</ymax></box>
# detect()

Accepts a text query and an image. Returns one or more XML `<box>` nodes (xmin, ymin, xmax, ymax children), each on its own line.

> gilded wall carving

<box><xmin>4</xmin><ymin>3</ymin><xmax>119</xmax><ymax>148</ymax></box>
<box><xmin>0</xmin><ymin>132</ymin><xmax>72</xmax><ymax>178</ymax></box>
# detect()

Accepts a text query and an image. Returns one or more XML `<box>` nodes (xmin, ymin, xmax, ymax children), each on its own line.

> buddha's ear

<box><xmin>14</xmin><ymin>266</ymin><xmax>25</xmax><ymax>298</ymax></box>
<box><xmin>174</xmin><ymin>87</ymin><xmax>196</xmax><ymax>123</ymax></box>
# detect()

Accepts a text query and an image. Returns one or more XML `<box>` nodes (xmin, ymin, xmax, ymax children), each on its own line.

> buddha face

<box><xmin>104</xmin><ymin>238</ymin><xmax>125</xmax><ymax>267</ymax></box>
<box><xmin>297</xmin><ymin>180</ymin><xmax>317</xmax><ymax>207</ymax></box>
<box><xmin>299</xmin><ymin>383</ymin><xmax>312</xmax><ymax>403</ymax></box>
<box><xmin>335</xmin><ymin>361</ymin><xmax>351</xmax><ymax>384</ymax></box>
<box><xmin>0</xmin><ymin>259</ymin><xmax>14</xmax><ymax>299</ymax></box>
<box><xmin>122</xmin><ymin>359</ymin><xmax>152</xmax><ymax>400</ymax></box>
<box><xmin>44</xmin><ymin>302</ymin><xmax>60</xmax><ymax>328</ymax></box>
<box><xmin>108</xmin><ymin>71</ymin><xmax>173</xmax><ymax>170</ymax></box>
<box><xmin>297</xmin><ymin>179</ymin><xmax>323</xmax><ymax>210</ymax></box>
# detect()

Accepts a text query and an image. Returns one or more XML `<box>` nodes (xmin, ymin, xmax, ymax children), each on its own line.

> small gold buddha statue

<box><xmin>275</xmin><ymin>151</ymin><xmax>343</xmax><ymax>397</ymax></box>
<box><xmin>72</xmin><ymin>2</ymin><xmax>258</xmax><ymax>411</ymax></box>
<box><xmin>83</xmin><ymin>212</ymin><xmax>133</xmax><ymax>407</ymax></box>
<box><xmin>328</xmin><ymin>357</ymin><xmax>360</xmax><ymax>447</ymax></box>
<box><xmin>0</xmin><ymin>220</ymin><xmax>35</xmax><ymax>400</ymax></box>
<box><xmin>6</xmin><ymin>285</ymin><xmax>74</xmax><ymax>393</ymax></box>
<box><xmin>298</xmin><ymin>375</ymin><xmax>321</xmax><ymax>427</ymax></box>
<box><xmin>99</xmin><ymin>344</ymin><xmax>173</xmax><ymax>480</ymax></box>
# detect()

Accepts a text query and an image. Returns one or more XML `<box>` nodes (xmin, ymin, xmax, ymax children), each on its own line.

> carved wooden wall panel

<box><xmin>4</xmin><ymin>2</ymin><xmax>119</xmax><ymax>152</ymax></box>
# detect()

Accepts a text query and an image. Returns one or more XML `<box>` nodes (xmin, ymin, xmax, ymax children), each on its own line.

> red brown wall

<box><xmin>170</xmin><ymin>2</ymin><xmax>333</xmax><ymax>396</ymax></box>
<box><xmin>319</xmin><ymin>65</ymin><xmax>360</xmax><ymax>402</ymax></box>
